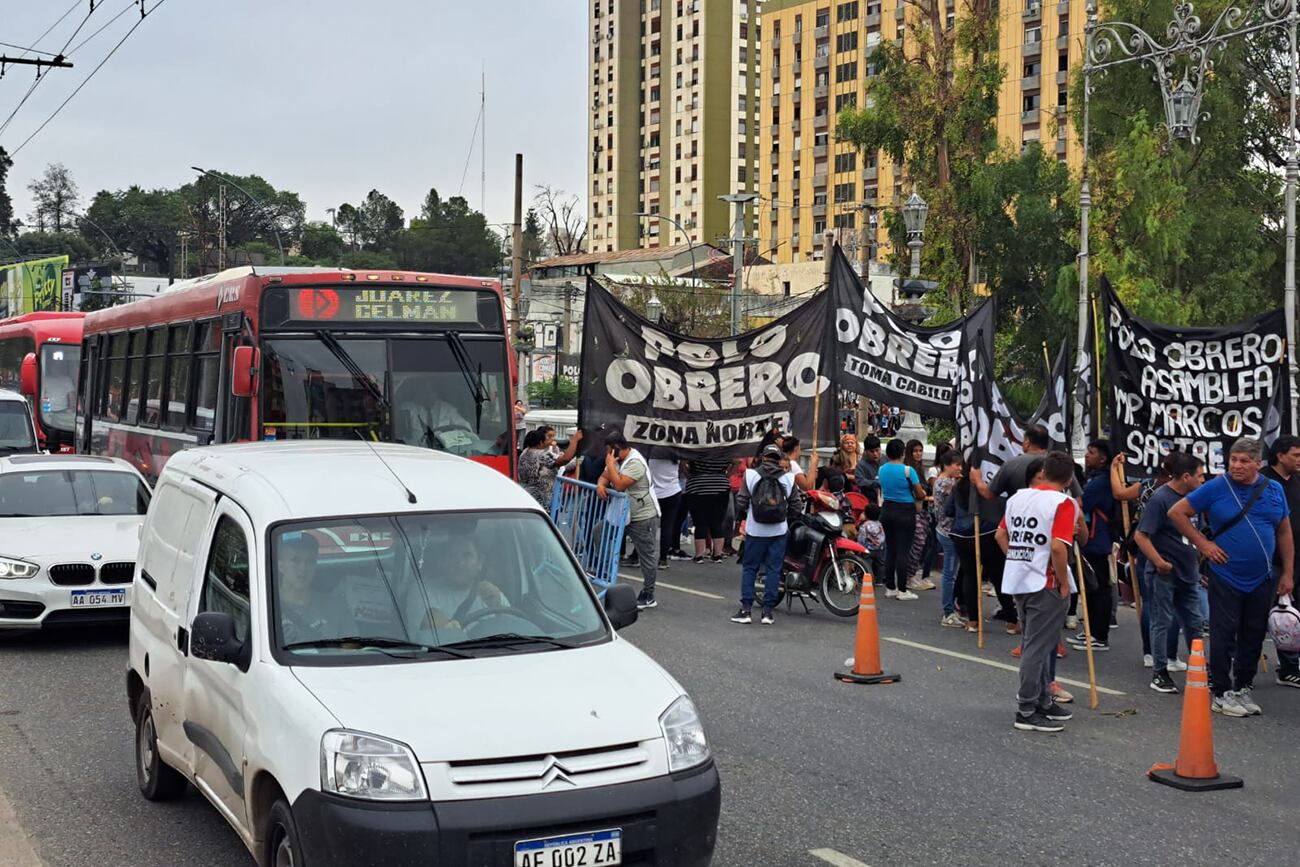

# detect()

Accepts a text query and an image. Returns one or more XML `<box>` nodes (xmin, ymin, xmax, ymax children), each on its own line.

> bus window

<box><xmin>193</xmin><ymin>355</ymin><xmax>219</xmax><ymax>433</ymax></box>
<box><xmin>165</xmin><ymin>324</ymin><xmax>192</xmax><ymax>430</ymax></box>
<box><xmin>122</xmin><ymin>330</ymin><xmax>146</xmax><ymax>424</ymax></box>
<box><xmin>389</xmin><ymin>338</ymin><xmax>509</xmax><ymax>457</ymax></box>
<box><xmin>261</xmin><ymin>339</ymin><xmax>386</xmax><ymax>441</ymax></box>
<box><xmin>142</xmin><ymin>328</ymin><xmax>166</xmax><ymax>427</ymax></box>
<box><xmin>0</xmin><ymin>336</ymin><xmax>35</xmax><ymax>392</ymax></box>
<box><xmin>103</xmin><ymin>333</ymin><xmax>128</xmax><ymax>422</ymax></box>
<box><xmin>38</xmin><ymin>343</ymin><xmax>80</xmax><ymax>437</ymax></box>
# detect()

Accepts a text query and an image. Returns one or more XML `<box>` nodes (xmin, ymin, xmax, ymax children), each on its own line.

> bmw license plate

<box><xmin>70</xmin><ymin>589</ymin><xmax>127</xmax><ymax>607</ymax></box>
<box><xmin>514</xmin><ymin>829</ymin><xmax>622</xmax><ymax>866</ymax></box>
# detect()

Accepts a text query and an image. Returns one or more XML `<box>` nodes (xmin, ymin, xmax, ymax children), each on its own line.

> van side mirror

<box><xmin>19</xmin><ymin>352</ymin><xmax>37</xmax><ymax>397</ymax></box>
<box><xmin>191</xmin><ymin>612</ymin><xmax>250</xmax><ymax>670</ymax></box>
<box><xmin>604</xmin><ymin>583</ymin><xmax>639</xmax><ymax>630</ymax></box>
<box><xmin>231</xmin><ymin>346</ymin><xmax>260</xmax><ymax>398</ymax></box>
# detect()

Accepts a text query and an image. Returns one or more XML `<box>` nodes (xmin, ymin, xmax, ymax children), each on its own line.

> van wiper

<box><xmin>446</xmin><ymin>330</ymin><xmax>488</xmax><ymax>433</ymax></box>
<box><xmin>283</xmin><ymin>636</ymin><xmax>472</xmax><ymax>658</ymax></box>
<box><xmin>314</xmin><ymin>330</ymin><xmax>389</xmax><ymax>412</ymax></box>
<box><xmin>440</xmin><ymin>633</ymin><xmax>578</xmax><ymax>651</ymax></box>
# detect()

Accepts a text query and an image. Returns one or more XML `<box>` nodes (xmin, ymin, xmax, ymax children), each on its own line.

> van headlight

<box><xmin>320</xmin><ymin>730</ymin><xmax>428</xmax><ymax>801</ymax></box>
<box><xmin>0</xmin><ymin>558</ymin><xmax>38</xmax><ymax>579</ymax></box>
<box><xmin>659</xmin><ymin>696</ymin><xmax>710</xmax><ymax>773</ymax></box>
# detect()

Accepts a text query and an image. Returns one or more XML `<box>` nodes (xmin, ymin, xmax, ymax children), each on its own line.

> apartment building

<box><xmin>758</xmin><ymin>0</ymin><xmax>1086</xmax><ymax>264</ymax></box>
<box><xmin>588</xmin><ymin>0</ymin><xmax>762</xmax><ymax>254</ymax></box>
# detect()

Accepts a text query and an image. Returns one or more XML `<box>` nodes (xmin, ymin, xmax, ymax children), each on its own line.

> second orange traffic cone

<box><xmin>1148</xmin><ymin>638</ymin><xmax>1243</xmax><ymax>792</ymax></box>
<box><xmin>834</xmin><ymin>578</ymin><xmax>900</xmax><ymax>685</ymax></box>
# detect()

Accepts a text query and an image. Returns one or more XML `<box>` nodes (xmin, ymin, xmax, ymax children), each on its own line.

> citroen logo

<box><xmin>539</xmin><ymin>756</ymin><xmax>577</xmax><ymax>790</ymax></box>
<box><xmin>90</xmin><ymin>553</ymin><xmax>103</xmax><ymax>561</ymax></box>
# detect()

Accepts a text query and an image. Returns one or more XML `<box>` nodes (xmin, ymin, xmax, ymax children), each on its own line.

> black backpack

<box><xmin>751</xmin><ymin>464</ymin><xmax>790</xmax><ymax>524</ymax></box>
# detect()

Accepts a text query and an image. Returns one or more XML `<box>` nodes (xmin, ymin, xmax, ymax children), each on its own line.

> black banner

<box><xmin>1103</xmin><ymin>278</ymin><xmax>1289</xmax><ymax>477</ymax></box>
<box><xmin>828</xmin><ymin>246</ymin><xmax>994</xmax><ymax>419</ymax></box>
<box><xmin>578</xmin><ymin>279</ymin><xmax>836</xmax><ymax>459</ymax></box>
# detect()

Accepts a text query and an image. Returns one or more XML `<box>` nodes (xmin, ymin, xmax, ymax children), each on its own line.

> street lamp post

<box><xmin>895</xmin><ymin>187</ymin><xmax>933</xmax><ymax>446</ymax></box>
<box><xmin>901</xmin><ymin>187</ymin><xmax>929</xmax><ymax>279</ymax></box>
<box><xmin>1077</xmin><ymin>0</ymin><xmax>1300</xmax><ymax>443</ymax></box>
<box><xmin>646</xmin><ymin>292</ymin><xmax>663</xmax><ymax>324</ymax></box>
<box><xmin>633</xmin><ymin>211</ymin><xmax>699</xmax><ymax>279</ymax></box>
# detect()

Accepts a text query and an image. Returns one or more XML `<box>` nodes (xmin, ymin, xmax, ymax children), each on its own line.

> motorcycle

<box><xmin>778</xmin><ymin>489</ymin><xmax>870</xmax><ymax>617</ymax></box>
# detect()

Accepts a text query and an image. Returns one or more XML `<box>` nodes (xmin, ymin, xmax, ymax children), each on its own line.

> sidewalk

<box><xmin>0</xmin><ymin>783</ymin><xmax>42</xmax><ymax>867</ymax></box>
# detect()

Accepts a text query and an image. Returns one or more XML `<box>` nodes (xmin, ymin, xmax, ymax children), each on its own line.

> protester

<box><xmin>517</xmin><ymin>428</ymin><xmax>583</xmax><ymax>508</ymax></box>
<box><xmin>1070</xmin><ymin>439</ymin><xmax>1116</xmax><ymax>653</ymax></box>
<box><xmin>932</xmin><ymin>451</ymin><xmax>964</xmax><ymax>626</ymax></box>
<box><xmin>1170</xmin><ymin>437</ymin><xmax>1295</xmax><ymax>717</ymax></box>
<box><xmin>996</xmin><ymin>451</ymin><xmax>1080</xmax><ymax>733</ymax></box>
<box><xmin>731</xmin><ymin>443</ymin><xmax>800</xmax><ymax>625</ymax></box>
<box><xmin>685</xmin><ymin>456</ymin><xmax>733</xmax><ymax>563</ymax></box>
<box><xmin>1114</xmin><ymin>452</ymin><xmax>1179</xmax><ymax>669</ymax></box>
<box><xmin>784</xmin><ymin>435</ymin><xmax>817</xmax><ymax>492</ymax></box>
<box><xmin>858</xmin><ymin>502</ymin><xmax>886</xmax><ymax>582</ymax></box>
<box><xmin>829</xmin><ymin>434</ymin><xmax>863</xmax><ymax>492</ymax></box>
<box><xmin>904</xmin><ymin>439</ymin><xmax>936</xmax><ymax>592</ymax></box>
<box><xmin>649</xmin><ymin>458</ymin><xmax>685</xmax><ymax>571</ymax></box>
<box><xmin>513</xmin><ymin>399</ymin><xmax>526</xmax><ymax>449</ymax></box>
<box><xmin>597</xmin><ymin>432</ymin><xmax>661</xmax><ymax>610</ymax></box>
<box><xmin>970</xmin><ymin>464</ymin><xmax>1014</xmax><ymax>627</ymax></box>
<box><xmin>946</xmin><ymin>462</ymin><xmax>986</xmax><ymax>631</ymax></box>
<box><xmin>1262</xmin><ymin>434</ymin><xmax>1300</xmax><ymax>688</ymax></box>
<box><xmin>1131</xmin><ymin>451</ymin><xmax>1205</xmax><ymax>694</ymax></box>
<box><xmin>854</xmin><ymin>435</ymin><xmax>883</xmax><ymax>503</ymax></box>
<box><xmin>879</xmin><ymin>438</ymin><xmax>926</xmax><ymax>601</ymax></box>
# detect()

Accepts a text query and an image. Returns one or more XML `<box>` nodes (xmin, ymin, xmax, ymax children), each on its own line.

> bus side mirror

<box><xmin>231</xmin><ymin>346</ymin><xmax>260</xmax><ymax>398</ymax></box>
<box><xmin>19</xmin><ymin>353</ymin><xmax>37</xmax><ymax>397</ymax></box>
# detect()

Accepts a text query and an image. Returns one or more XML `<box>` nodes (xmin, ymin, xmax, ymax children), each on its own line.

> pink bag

<box><xmin>1268</xmin><ymin>595</ymin><xmax>1300</xmax><ymax>654</ymax></box>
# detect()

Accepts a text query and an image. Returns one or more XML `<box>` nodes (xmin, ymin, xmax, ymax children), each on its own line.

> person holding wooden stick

<box><xmin>1070</xmin><ymin>439</ymin><xmax>1118</xmax><ymax>653</ymax></box>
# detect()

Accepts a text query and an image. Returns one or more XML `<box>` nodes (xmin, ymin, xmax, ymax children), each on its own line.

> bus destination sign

<box><xmin>292</xmin><ymin>288</ymin><xmax>477</xmax><ymax>323</ymax></box>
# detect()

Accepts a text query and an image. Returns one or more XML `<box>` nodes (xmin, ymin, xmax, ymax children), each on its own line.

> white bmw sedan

<box><xmin>0</xmin><ymin>454</ymin><xmax>151</xmax><ymax>631</ymax></box>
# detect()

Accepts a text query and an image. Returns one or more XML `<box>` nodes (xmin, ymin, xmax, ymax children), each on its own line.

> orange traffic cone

<box><xmin>834</xmin><ymin>577</ymin><xmax>900</xmax><ymax>685</ymax></box>
<box><xmin>1148</xmin><ymin>638</ymin><xmax>1243</xmax><ymax>792</ymax></box>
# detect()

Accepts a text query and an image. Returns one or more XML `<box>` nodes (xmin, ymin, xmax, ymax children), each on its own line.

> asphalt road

<box><xmin>1</xmin><ymin>557</ymin><xmax>1297</xmax><ymax>867</ymax></box>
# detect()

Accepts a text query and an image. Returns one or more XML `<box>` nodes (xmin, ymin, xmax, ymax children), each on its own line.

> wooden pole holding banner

<box><xmin>1090</xmin><ymin>294</ymin><xmax>1103</xmax><ymax>441</ymax></box>
<box><xmin>1073</xmin><ymin>542</ymin><xmax>1101</xmax><ymax>709</ymax></box>
<box><xmin>1117</xmin><ymin>461</ymin><xmax>1143</xmax><ymax>622</ymax></box>
<box><xmin>810</xmin><ymin>231</ymin><xmax>836</xmax><ymax>489</ymax></box>
<box><xmin>1042</xmin><ymin>341</ymin><xmax>1052</xmax><ymax>383</ymax></box>
<box><xmin>974</xmin><ymin>513</ymin><xmax>985</xmax><ymax>649</ymax></box>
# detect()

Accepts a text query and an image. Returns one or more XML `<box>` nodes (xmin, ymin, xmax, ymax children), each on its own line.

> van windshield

<box><xmin>271</xmin><ymin>511</ymin><xmax>608</xmax><ymax>663</ymax></box>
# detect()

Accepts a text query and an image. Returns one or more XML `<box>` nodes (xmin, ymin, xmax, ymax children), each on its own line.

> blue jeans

<box><xmin>740</xmin><ymin>533</ymin><xmax>786</xmax><ymax>611</ymax></box>
<box><xmin>938</xmin><ymin>533</ymin><xmax>958</xmax><ymax>615</ymax></box>
<box><xmin>1148</xmin><ymin>569</ymin><xmax>1204</xmax><ymax>674</ymax></box>
<box><xmin>1139</xmin><ymin>566</ymin><xmax>1180</xmax><ymax>660</ymax></box>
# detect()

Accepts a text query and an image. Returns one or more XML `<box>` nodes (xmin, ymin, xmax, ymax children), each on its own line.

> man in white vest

<box><xmin>996</xmin><ymin>451</ymin><xmax>1083</xmax><ymax>733</ymax></box>
<box><xmin>597</xmin><ymin>432</ymin><xmax>661</xmax><ymax>610</ymax></box>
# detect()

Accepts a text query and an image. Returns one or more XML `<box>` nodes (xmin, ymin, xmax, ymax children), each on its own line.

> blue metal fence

<box><xmin>550</xmin><ymin>476</ymin><xmax>629</xmax><ymax>596</ymax></box>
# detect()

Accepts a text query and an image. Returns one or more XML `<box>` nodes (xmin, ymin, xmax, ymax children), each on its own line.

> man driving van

<box><xmin>416</xmin><ymin>534</ymin><xmax>509</xmax><ymax>631</ymax></box>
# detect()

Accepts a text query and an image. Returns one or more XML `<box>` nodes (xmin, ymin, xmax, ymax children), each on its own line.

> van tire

<box><xmin>134</xmin><ymin>691</ymin><xmax>187</xmax><ymax>801</ymax></box>
<box><xmin>263</xmin><ymin>799</ymin><xmax>304</xmax><ymax>867</ymax></box>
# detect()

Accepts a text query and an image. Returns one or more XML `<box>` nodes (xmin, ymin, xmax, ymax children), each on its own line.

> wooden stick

<box><xmin>1042</xmin><ymin>341</ymin><xmax>1052</xmax><ymax>381</ymax></box>
<box><xmin>1073</xmin><ymin>543</ymin><xmax>1100</xmax><ymax>710</ymax></box>
<box><xmin>974</xmin><ymin>512</ymin><xmax>985</xmax><ymax>649</ymax></box>
<box><xmin>809</xmin><ymin>374</ymin><xmax>822</xmax><ymax>490</ymax></box>
<box><xmin>1090</xmin><ymin>294</ymin><xmax>1103</xmax><ymax>440</ymax></box>
<box><xmin>1116</xmin><ymin>461</ymin><xmax>1143</xmax><ymax>622</ymax></box>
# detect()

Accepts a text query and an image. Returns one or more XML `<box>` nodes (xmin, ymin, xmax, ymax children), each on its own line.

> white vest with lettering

<box><xmin>1002</xmin><ymin>488</ymin><xmax>1079</xmax><ymax>596</ymax></box>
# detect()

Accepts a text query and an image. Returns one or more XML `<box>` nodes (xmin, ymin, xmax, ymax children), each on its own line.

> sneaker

<box><xmin>896</xmin><ymin>590</ymin><xmax>919</xmax><ymax>601</ymax></box>
<box><xmin>1042</xmin><ymin>702</ymin><xmax>1073</xmax><ymax>721</ymax></box>
<box><xmin>1065</xmin><ymin>615</ymin><xmax>1079</xmax><ymax>630</ymax></box>
<box><xmin>1143</xmin><ymin>653</ymin><xmax>1153</xmax><ymax>669</ymax></box>
<box><xmin>1005</xmin><ymin>622</ymin><xmax>1022</xmax><ymax>636</ymax></box>
<box><xmin>730</xmin><ymin>608</ymin><xmax>752</xmax><ymax>624</ymax></box>
<box><xmin>668</xmin><ymin>550</ymin><xmax>691</xmax><ymax>561</ymax></box>
<box><xmin>711</xmin><ymin>554</ymin><xmax>726</xmax><ymax>563</ymax></box>
<box><xmin>658</xmin><ymin>558</ymin><xmax>669</xmax><ymax>570</ymax></box>
<box><xmin>1150</xmin><ymin>672</ymin><xmax>1180</xmax><ymax>694</ymax></box>
<box><xmin>940</xmin><ymin>612</ymin><xmax>965</xmax><ymax>627</ymax></box>
<box><xmin>1110</xmin><ymin>618</ymin><xmax>1119</xmax><ymax>628</ymax></box>
<box><xmin>1010</xmin><ymin>645</ymin><xmax>1022</xmax><ymax>659</ymax></box>
<box><xmin>1049</xmin><ymin>682</ymin><xmax>1074</xmax><ymax>703</ymax></box>
<box><xmin>982</xmin><ymin>582</ymin><xmax>997</xmax><ymax>597</ymax></box>
<box><xmin>1277</xmin><ymin>670</ymin><xmax>1300</xmax><ymax>689</ymax></box>
<box><xmin>1234</xmin><ymin>687</ymin><xmax>1262</xmax><ymax>716</ymax></box>
<box><xmin>884</xmin><ymin>588</ymin><xmax>900</xmax><ymax>599</ymax></box>
<box><xmin>1211</xmin><ymin>692</ymin><xmax>1249</xmax><ymax>717</ymax></box>
<box><xmin>1167</xmin><ymin>658</ymin><xmax>1188</xmax><ymax>672</ymax></box>
<box><xmin>692</xmin><ymin>555</ymin><xmax>706</xmax><ymax>564</ymax></box>
<box><xmin>1072</xmin><ymin>630</ymin><xmax>1087</xmax><ymax>643</ymax></box>
<box><xmin>908</xmin><ymin>579</ymin><xmax>936</xmax><ymax>591</ymax></box>
<box><xmin>760</xmin><ymin>608</ymin><xmax>775</xmax><ymax>625</ymax></box>
<box><xmin>1014</xmin><ymin>710</ymin><xmax>1066</xmax><ymax>733</ymax></box>
<box><xmin>1056</xmin><ymin>643</ymin><xmax>1066</xmax><ymax>659</ymax></box>
<box><xmin>636</xmin><ymin>593</ymin><xmax>657</xmax><ymax>610</ymax></box>
<box><xmin>1066</xmin><ymin>637</ymin><xmax>1109</xmax><ymax>652</ymax></box>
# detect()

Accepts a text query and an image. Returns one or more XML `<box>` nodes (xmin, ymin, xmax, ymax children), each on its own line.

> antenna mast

<box><xmin>481</xmin><ymin>65</ymin><xmax>487</xmax><ymax>214</ymax></box>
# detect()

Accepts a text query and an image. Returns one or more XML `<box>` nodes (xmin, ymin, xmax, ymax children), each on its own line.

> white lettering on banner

<box><xmin>606</xmin><ymin>357</ymin><xmax>824</xmax><ymax>408</ymax></box>
<box><xmin>639</xmin><ymin>324</ymin><xmax>787</xmax><ymax>365</ymax></box>
<box><xmin>607</xmin><ymin>358</ymin><xmax>652</xmax><ymax>403</ymax></box>
<box><xmin>625</xmin><ymin>412</ymin><xmax>793</xmax><ymax>448</ymax></box>
<box><xmin>653</xmin><ymin>367</ymin><xmax>685</xmax><ymax>410</ymax></box>
<box><xmin>842</xmin><ymin>353</ymin><xmax>954</xmax><ymax>402</ymax></box>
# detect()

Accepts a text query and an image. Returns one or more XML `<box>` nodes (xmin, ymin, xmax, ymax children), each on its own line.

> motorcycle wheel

<box><xmin>818</xmin><ymin>552</ymin><xmax>868</xmax><ymax>617</ymax></box>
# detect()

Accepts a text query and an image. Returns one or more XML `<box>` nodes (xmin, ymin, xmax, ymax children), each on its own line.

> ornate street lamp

<box><xmin>1166</xmin><ymin>78</ymin><xmax>1200</xmax><ymax>141</ymax></box>
<box><xmin>902</xmin><ymin>187</ymin><xmax>929</xmax><ymax>279</ymax></box>
<box><xmin>646</xmin><ymin>292</ymin><xmax>663</xmax><ymax>323</ymax></box>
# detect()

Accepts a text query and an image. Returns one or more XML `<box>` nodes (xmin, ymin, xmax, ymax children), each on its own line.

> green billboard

<box><xmin>0</xmin><ymin>255</ymin><xmax>69</xmax><ymax>317</ymax></box>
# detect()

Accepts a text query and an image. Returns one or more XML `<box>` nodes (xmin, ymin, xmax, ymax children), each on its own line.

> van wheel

<box><xmin>134</xmin><ymin>691</ymin><xmax>187</xmax><ymax>800</ymax></box>
<box><xmin>264</xmin><ymin>799</ymin><xmax>304</xmax><ymax>867</ymax></box>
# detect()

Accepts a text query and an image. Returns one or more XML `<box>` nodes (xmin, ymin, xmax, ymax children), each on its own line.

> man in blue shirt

<box><xmin>1069</xmin><ymin>439</ymin><xmax>1116</xmax><ymax>652</ymax></box>
<box><xmin>1170</xmin><ymin>437</ymin><xmax>1295</xmax><ymax>718</ymax></box>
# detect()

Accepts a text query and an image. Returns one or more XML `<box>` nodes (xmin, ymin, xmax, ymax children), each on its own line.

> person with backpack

<box><xmin>596</xmin><ymin>432</ymin><xmax>661</xmax><ymax>610</ymax></box>
<box><xmin>731</xmin><ymin>443</ymin><xmax>800</xmax><ymax>626</ymax></box>
<box><xmin>1261</xmin><ymin>435</ymin><xmax>1300</xmax><ymax>689</ymax></box>
<box><xmin>1069</xmin><ymin>439</ymin><xmax>1117</xmax><ymax>653</ymax></box>
<box><xmin>879</xmin><ymin>438</ymin><xmax>927</xmax><ymax>601</ymax></box>
<box><xmin>1169</xmin><ymin>437</ymin><xmax>1295</xmax><ymax>717</ymax></box>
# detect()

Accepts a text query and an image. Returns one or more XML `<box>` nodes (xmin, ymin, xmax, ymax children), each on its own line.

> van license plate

<box><xmin>514</xmin><ymin>828</ymin><xmax>622</xmax><ymax>866</ymax></box>
<box><xmin>70</xmin><ymin>589</ymin><xmax>127</xmax><ymax>607</ymax></box>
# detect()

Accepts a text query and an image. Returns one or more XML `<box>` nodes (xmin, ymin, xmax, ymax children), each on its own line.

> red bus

<box><xmin>0</xmin><ymin>312</ymin><xmax>84</xmax><ymax>452</ymax></box>
<box><xmin>76</xmin><ymin>267</ymin><xmax>515</xmax><ymax>480</ymax></box>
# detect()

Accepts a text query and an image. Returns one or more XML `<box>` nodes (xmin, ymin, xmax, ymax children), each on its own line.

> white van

<box><xmin>127</xmin><ymin>441</ymin><xmax>719</xmax><ymax>867</ymax></box>
<box><xmin>523</xmin><ymin>408</ymin><xmax>579</xmax><ymax>443</ymax></box>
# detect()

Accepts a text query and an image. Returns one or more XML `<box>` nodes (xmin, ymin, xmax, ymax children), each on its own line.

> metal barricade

<box><xmin>550</xmin><ymin>476</ymin><xmax>629</xmax><ymax>596</ymax></box>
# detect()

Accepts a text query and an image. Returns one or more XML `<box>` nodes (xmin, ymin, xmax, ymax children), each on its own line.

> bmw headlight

<box><xmin>0</xmin><ymin>558</ymin><xmax>38</xmax><ymax>579</ymax></box>
<box><xmin>320</xmin><ymin>730</ymin><xmax>428</xmax><ymax>801</ymax></box>
<box><xmin>659</xmin><ymin>695</ymin><xmax>710</xmax><ymax>773</ymax></box>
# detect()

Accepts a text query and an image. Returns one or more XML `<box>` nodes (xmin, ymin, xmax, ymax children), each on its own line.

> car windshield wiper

<box><xmin>283</xmin><ymin>636</ymin><xmax>472</xmax><ymax>658</ymax></box>
<box><xmin>314</xmin><ymin>330</ymin><xmax>389</xmax><ymax>413</ymax></box>
<box><xmin>445</xmin><ymin>330</ymin><xmax>489</xmax><ymax>433</ymax></box>
<box><xmin>440</xmin><ymin>633</ymin><xmax>579</xmax><ymax>651</ymax></box>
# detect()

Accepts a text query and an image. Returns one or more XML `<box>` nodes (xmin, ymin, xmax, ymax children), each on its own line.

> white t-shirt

<box><xmin>743</xmin><ymin>467</ymin><xmax>797</xmax><ymax>537</ymax></box>
<box><xmin>1000</xmin><ymin>487</ymin><xmax>1080</xmax><ymax>596</ymax></box>
<box><xmin>648</xmin><ymin>458</ymin><xmax>683</xmax><ymax>499</ymax></box>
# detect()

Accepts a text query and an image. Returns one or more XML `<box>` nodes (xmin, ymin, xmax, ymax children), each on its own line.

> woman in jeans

<box><xmin>931</xmin><ymin>451</ymin><xmax>963</xmax><ymax>626</ymax></box>
<box><xmin>878</xmin><ymin>438</ymin><xmax>926</xmax><ymax>600</ymax></box>
<box><xmin>945</xmin><ymin>461</ymin><xmax>981</xmax><ymax>631</ymax></box>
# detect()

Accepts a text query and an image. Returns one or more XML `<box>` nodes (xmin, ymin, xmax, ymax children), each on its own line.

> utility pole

<box><xmin>720</xmin><ymin>192</ymin><xmax>758</xmax><ymax>333</ymax></box>
<box><xmin>0</xmin><ymin>55</ymin><xmax>73</xmax><ymax>75</ymax></box>
<box><xmin>856</xmin><ymin>202</ymin><xmax>874</xmax><ymax>439</ymax></box>
<box><xmin>511</xmin><ymin>153</ymin><xmax>526</xmax><ymax>403</ymax></box>
<box><xmin>217</xmin><ymin>184</ymin><xmax>227</xmax><ymax>272</ymax></box>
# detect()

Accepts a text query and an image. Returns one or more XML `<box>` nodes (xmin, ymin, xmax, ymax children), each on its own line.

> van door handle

<box><xmin>177</xmin><ymin>626</ymin><xmax>189</xmax><ymax>656</ymax></box>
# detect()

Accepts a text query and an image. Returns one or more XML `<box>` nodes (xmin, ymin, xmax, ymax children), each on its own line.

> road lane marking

<box><xmin>882</xmin><ymin>636</ymin><xmax>1126</xmax><ymax>696</ymax></box>
<box><xmin>617</xmin><ymin>572</ymin><xmax>726</xmax><ymax>600</ymax></box>
<box><xmin>809</xmin><ymin>849</ymin><xmax>871</xmax><ymax>867</ymax></box>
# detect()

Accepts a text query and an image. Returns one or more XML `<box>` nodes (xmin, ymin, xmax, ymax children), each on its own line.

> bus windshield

<box><xmin>261</xmin><ymin>336</ymin><xmax>510</xmax><ymax>457</ymax></box>
<box><xmin>39</xmin><ymin>343</ymin><xmax>80</xmax><ymax>435</ymax></box>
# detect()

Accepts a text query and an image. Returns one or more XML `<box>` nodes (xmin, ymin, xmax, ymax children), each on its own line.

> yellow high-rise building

<box><xmin>758</xmin><ymin>0</ymin><xmax>1086</xmax><ymax>265</ymax></box>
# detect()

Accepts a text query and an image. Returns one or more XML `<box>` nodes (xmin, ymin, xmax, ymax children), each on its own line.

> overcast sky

<box><xmin>1</xmin><ymin>0</ymin><xmax>586</xmax><ymax>234</ymax></box>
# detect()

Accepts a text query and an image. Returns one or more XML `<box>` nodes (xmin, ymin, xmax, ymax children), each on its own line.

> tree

<box><xmin>335</xmin><ymin>190</ymin><xmax>404</xmax><ymax>251</ymax></box>
<box><xmin>27</xmin><ymin>163</ymin><xmax>79</xmax><ymax>233</ymax></box>
<box><xmin>177</xmin><ymin>172</ymin><xmax>305</xmax><ymax>272</ymax></box>
<box><xmin>533</xmin><ymin>185</ymin><xmax>587</xmax><ymax>257</ymax></box>
<box><xmin>299</xmin><ymin>221</ymin><xmax>345</xmax><ymax>263</ymax></box>
<box><xmin>527</xmin><ymin>376</ymin><xmax>578</xmax><ymax>409</ymax></box>
<box><xmin>523</xmin><ymin>208</ymin><xmax>546</xmax><ymax>264</ymax></box>
<box><xmin>393</xmin><ymin>188</ymin><xmax>502</xmax><ymax>276</ymax></box>
<box><xmin>14</xmin><ymin>230</ymin><xmax>95</xmax><ymax>263</ymax></box>
<box><xmin>83</xmin><ymin>186</ymin><xmax>183</xmax><ymax>276</ymax></box>
<box><xmin>613</xmin><ymin>276</ymin><xmax>732</xmax><ymax>337</ymax></box>
<box><xmin>0</xmin><ymin>147</ymin><xmax>16</xmax><ymax>240</ymax></box>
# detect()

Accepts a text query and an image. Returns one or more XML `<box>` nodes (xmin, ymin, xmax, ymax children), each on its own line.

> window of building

<box><xmin>1025</xmin><ymin>25</ymin><xmax>1041</xmax><ymax>44</ymax></box>
<box><xmin>834</xmin><ymin>182</ymin><xmax>856</xmax><ymax>203</ymax></box>
<box><xmin>834</xmin><ymin>213</ymin><xmax>856</xmax><ymax>229</ymax></box>
<box><xmin>1024</xmin><ymin>60</ymin><xmax>1039</xmax><ymax>77</ymax></box>
<box><xmin>836</xmin><ymin>31</ymin><xmax>858</xmax><ymax>52</ymax></box>
<box><xmin>1059</xmin><ymin>49</ymin><xmax>1069</xmax><ymax>71</ymax></box>
<box><xmin>738</xmin><ymin>166</ymin><xmax>748</xmax><ymax>183</ymax></box>
<box><xmin>1058</xmin><ymin>87</ymin><xmax>1068</xmax><ymax>107</ymax></box>
<box><xmin>837</xmin><ymin>1</ymin><xmax>859</xmax><ymax>22</ymax></box>
<box><xmin>834</xmin><ymin>152</ymin><xmax>857</xmax><ymax>173</ymax></box>
<box><xmin>1023</xmin><ymin>92</ymin><xmax>1040</xmax><ymax>113</ymax></box>
<box><xmin>835</xmin><ymin>62</ymin><xmax>857</xmax><ymax>83</ymax></box>
<box><xmin>816</xmin><ymin>9</ymin><xmax>829</xmax><ymax>27</ymax></box>
<box><xmin>835</xmin><ymin>92</ymin><xmax>857</xmax><ymax>112</ymax></box>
